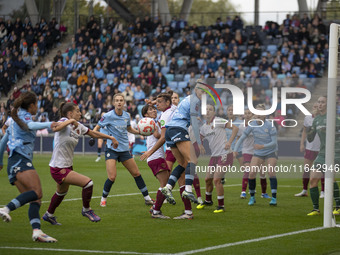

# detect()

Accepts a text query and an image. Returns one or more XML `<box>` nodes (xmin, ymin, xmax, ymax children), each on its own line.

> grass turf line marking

<box><xmin>0</xmin><ymin>247</ymin><xmax>168</xmax><ymax>255</ymax></box>
<box><xmin>174</xmin><ymin>227</ymin><xmax>325</xmax><ymax>255</ymax></box>
<box><xmin>0</xmin><ymin>227</ymin><xmax>325</xmax><ymax>255</ymax></box>
<box><xmin>0</xmin><ymin>184</ymin><xmax>304</xmax><ymax>207</ymax></box>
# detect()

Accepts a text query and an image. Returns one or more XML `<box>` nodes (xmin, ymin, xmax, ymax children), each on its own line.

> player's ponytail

<box><xmin>11</xmin><ymin>91</ymin><xmax>37</xmax><ymax>131</ymax></box>
<box><xmin>60</xmin><ymin>102</ymin><xmax>76</xmax><ymax>118</ymax></box>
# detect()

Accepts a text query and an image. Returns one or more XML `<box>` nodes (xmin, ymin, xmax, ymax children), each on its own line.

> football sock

<box><xmin>82</xmin><ymin>180</ymin><xmax>93</xmax><ymax>209</ymax></box>
<box><xmin>193</xmin><ymin>173</ymin><xmax>201</xmax><ymax>198</ymax></box>
<box><xmin>167</xmin><ymin>165</ymin><xmax>185</xmax><ymax>188</ymax></box>
<box><xmin>321</xmin><ymin>178</ymin><xmax>325</xmax><ymax>192</ymax></box>
<box><xmin>7</xmin><ymin>190</ymin><xmax>38</xmax><ymax>211</ymax></box>
<box><xmin>154</xmin><ymin>188</ymin><xmax>166</xmax><ymax>211</ymax></box>
<box><xmin>134</xmin><ymin>175</ymin><xmax>149</xmax><ymax>197</ymax></box>
<box><xmin>269</xmin><ymin>177</ymin><xmax>277</xmax><ymax>198</ymax></box>
<box><xmin>260</xmin><ymin>177</ymin><xmax>267</xmax><ymax>194</ymax></box>
<box><xmin>102</xmin><ymin>179</ymin><xmax>114</xmax><ymax>198</ymax></box>
<box><xmin>47</xmin><ymin>191</ymin><xmax>67</xmax><ymax>214</ymax></box>
<box><xmin>205</xmin><ymin>192</ymin><xmax>212</xmax><ymax>202</ymax></box>
<box><xmin>249</xmin><ymin>178</ymin><xmax>256</xmax><ymax>197</ymax></box>
<box><xmin>217</xmin><ymin>196</ymin><xmax>224</xmax><ymax>207</ymax></box>
<box><xmin>28</xmin><ymin>202</ymin><xmax>41</xmax><ymax>230</ymax></box>
<box><xmin>180</xmin><ymin>186</ymin><xmax>191</xmax><ymax>212</ymax></box>
<box><xmin>310</xmin><ymin>186</ymin><xmax>319</xmax><ymax>210</ymax></box>
<box><xmin>242</xmin><ymin>172</ymin><xmax>249</xmax><ymax>192</ymax></box>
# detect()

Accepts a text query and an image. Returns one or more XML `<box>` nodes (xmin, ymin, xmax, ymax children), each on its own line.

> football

<box><xmin>137</xmin><ymin>117</ymin><xmax>156</xmax><ymax>136</ymax></box>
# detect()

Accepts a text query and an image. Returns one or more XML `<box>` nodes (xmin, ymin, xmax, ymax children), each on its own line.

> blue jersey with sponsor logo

<box><xmin>166</xmin><ymin>94</ymin><xmax>201</xmax><ymax>129</ymax></box>
<box><xmin>8</xmin><ymin>109</ymin><xmax>52</xmax><ymax>160</ymax></box>
<box><xmin>98</xmin><ymin>110</ymin><xmax>130</xmax><ymax>152</ymax></box>
<box><xmin>166</xmin><ymin>95</ymin><xmax>191</xmax><ymax>129</ymax></box>
<box><xmin>242</xmin><ymin>120</ymin><xmax>278</xmax><ymax>156</ymax></box>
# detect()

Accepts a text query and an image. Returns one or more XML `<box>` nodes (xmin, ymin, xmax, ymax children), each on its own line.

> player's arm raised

<box><xmin>127</xmin><ymin>125</ymin><xmax>140</xmax><ymax>135</ymax></box>
<box><xmin>87</xmin><ymin>129</ymin><xmax>119</xmax><ymax>149</ymax></box>
<box><xmin>51</xmin><ymin>119</ymin><xmax>79</xmax><ymax>132</ymax></box>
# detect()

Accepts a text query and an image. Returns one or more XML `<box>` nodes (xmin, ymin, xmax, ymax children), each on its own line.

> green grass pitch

<box><xmin>0</xmin><ymin>154</ymin><xmax>339</xmax><ymax>255</ymax></box>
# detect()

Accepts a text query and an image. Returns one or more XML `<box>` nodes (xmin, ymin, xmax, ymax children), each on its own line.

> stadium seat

<box><xmin>165</xmin><ymin>74</ymin><xmax>174</xmax><ymax>82</ymax></box>
<box><xmin>197</xmin><ymin>59</ymin><xmax>204</xmax><ymax>69</ymax></box>
<box><xmin>267</xmin><ymin>45</ymin><xmax>278</xmax><ymax>55</ymax></box>
<box><xmin>138</xmin><ymin>59</ymin><xmax>144</xmax><ymax>67</ymax></box>
<box><xmin>299</xmin><ymin>74</ymin><xmax>307</xmax><ymax>79</ymax></box>
<box><xmin>169</xmin><ymin>81</ymin><xmax>178</xmax><ymax>90</ymax></box>
<box><xmin>277</xmin><ymin>74</ymin><xmax>286</xmax><ymax>80</ymax></box>
<box><xmin>292</xmin><ymin>66</ymin><xmax>301</xmax><ymax>74</ymax></box>
<box><xmin>178</xmin><ymin>81</ymin><xmax>188</xmax><ymax>89</ymax></box>
<box><xmin>250</xmin><ymin>66</ymin><xmax>259</xmax><ymax>73</ymax></box>
<box><xmin>228</xmin><ymin>59</ymin><xmax>236</xmax><ymax>67</ymax></box>
<box><xmin>174</xmin><ymin>52</ymin><xmax>183</xmax><ymax>59</ymax></box>
<box><xmin>161</xmin><ymin>66</ymin><xmax>170</xmax><ymax>75</ymax></box>
<box><xmin>60</xmin><ymin>81</ymin><xmax>68</xmax><ymax>89</ymax></box>
<box><xmin>174</xmin><ymin>74</ymin><xmax>184</xmax><ymax>81</ymax></box>
<box><xmin>184</xmin><ymin>74</ymin><xmax>191</xmax><ymax>81</ymax></box>
<box><xmin>106</xmin><ymin>73</ymin><xmax>115</xmax><ymax>84</ymax></box>
<box><xmin>130</xmin><ymin>59</ymin><xmax>138</xmax><ymax>67</ymax></box>
<box><xmin>243</xmin><ymin>66</ymin><xmax>250</xmax><ymax>74</ymax></box>
<box><xmin>132</xmin><ymin>66</ymin><xmax>140</xmax><ymax>75</ymax></box>
<box><xmin>177</xmin><ymin>59</ymin><xmax>184</xmax><ymax>67</ymax></box>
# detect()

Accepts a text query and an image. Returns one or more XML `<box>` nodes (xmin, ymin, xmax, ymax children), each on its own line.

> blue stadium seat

<box><xmin>267</xmin><ymin>45</ymin><xmax>278</xmax><ymax>55</ymax></box>
<box><xmin>277</xmin><ymin>74</ymin><xmax>286</xmax><ymax>80</ymax></box>
<box><xmin>106</xmin><ymin>73</ymin><xmax>115</xmax><ymax>84</ymax></box>
<box><xmin>299</xmin><ymin>74</ymin><xmax>307</xmax><ymax>79</ymax></box>
<box><xmin>169</xmin><ymin>81</ymin><xmax>178</xmax><ymax>90</ymax></box>
<box><xmin>161</xmin><ymin>66</ymin><xmax>170</xmax><ymax>75</ymax></box>
<box><xmin>130</xmin><ymin>59</ymin><xmax>138</xmax><ymax>67</ymax></box>
<box><xmin>292</xmin><ymin>66</ymin><xmax>300</xmax><ymax>74</ymax></box>
<box><xmin>178</xmin><ymin>81</ymin><xmax>188</xmax><ymax>89</ymax></box>
<box><xmin>132</xmin><ymin>66</ymin><xmax>140</xmax><ymax>75</ymax></box>
<box><xmin>138</xmin><ymin>59</ymin><xmax>144</xmax><ymax>67</ymax></box>
<box><xmin>60</xmin><ymin>81</ymin><xmax>68</xmax><ymax>89</ymax></box>
<box><xmin>174</xmin><ymin>74</ymin><xmax>184</xmax><ymax>81</ymax></box>
<box><xmin>177</xmin><ymin>59</ymin><xmax>184</xmax><ymax>67</ymax></box>
<box><xmin>197</xmin><ymin>59</ymin><xmax>204</xmax><ymax>69</ymax></box>
<box><xmin>184</xmin><ymin>74</ymin><xmax>191</xmax><ymax>81</ymax></box>
<box><xmin>250</xmin><ymin>66</ymin><xmax>259</xmax><ymax>73</ymax></box>
<box><xmin>165</xmin><ymin>74</ymin><xmax>174</xmax><ymax>82</ymax></box>
<box><xmin>228</xmin><ymin>59</ymin><xmax>236</xmax><ymax>67</ymax></box>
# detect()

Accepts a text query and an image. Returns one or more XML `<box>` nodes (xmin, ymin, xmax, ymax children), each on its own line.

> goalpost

<box><xmin>324</xmin><ymin>23</ymin><xmax>339</xmax><ymax>228</ymax></box>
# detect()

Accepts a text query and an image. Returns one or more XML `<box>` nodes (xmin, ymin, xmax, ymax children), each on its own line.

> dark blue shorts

<box><xmin>165</xmin><ymin>126</ymin><xmax>190</xmax><ymax>148</ymax></box>
<box><xmin>105</xmin><ymin>148</ymin><xmax>132</xmax><ymax>162</ymax></box>
<box><xmin>7</xmin><ymin>151</ymin><xmax>35</xmax><ymax>185</ymax></box>
<box><xmin>253</xmin><ymin>151</ymin><xmax>278</xmax><ymax>160</ymax></box>
<box><xmin>236</xmin><ymin>151</ymin><xmax>243</xmax><ymax>159</ymax></box>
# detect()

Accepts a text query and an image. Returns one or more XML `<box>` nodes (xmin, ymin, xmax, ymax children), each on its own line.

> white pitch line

<box><xmin>0</xmin><ymin>184</ymin><xmax>304</xmax><ymax>207</ymax></box>
<box><xmin>174</xmin><ymin>227</ymin><xmax>325</xmax><ymax>255</ymax></box>
<box><xmin>0</xmin><ymin>227</ymin><xmax>326</xmax><ymax>255</ymax></box>
<box><xmin>0</xmin><ymin>247</ymin><xmax>169</xmax><ymax>255</ymax></box>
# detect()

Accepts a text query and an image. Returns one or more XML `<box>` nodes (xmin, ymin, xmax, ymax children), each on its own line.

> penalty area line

<box><xmin>174</xmin><ymin>227</ymin><xmax>325</xmax><ymax>255</ymax></box>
